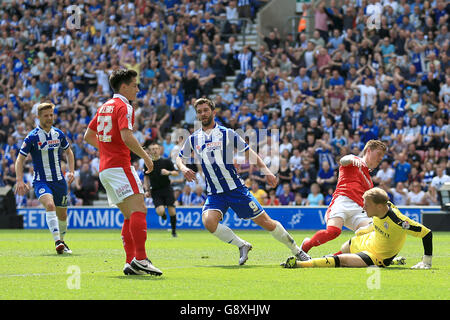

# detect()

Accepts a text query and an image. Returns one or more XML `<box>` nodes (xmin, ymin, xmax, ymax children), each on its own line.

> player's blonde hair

<box><xmin>37</xmin><ymin>102</ymin><xmax>55</xmax><ymax>116</ymax></box>
<box><xmin>363</xmin><ymin>187</ymin><xmax>389</xmax><ymax>205</ymax></box>
<box><xmin>362</xmin><ymin>140</ymin><xmax>387</xmax><ymax>155</ymax></box>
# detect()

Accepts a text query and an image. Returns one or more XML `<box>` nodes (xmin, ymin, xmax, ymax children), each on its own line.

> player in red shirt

<box><xmin>301</xmin><ymin>140</ymin><xmax>387</xmax><ymax>256</ymax></box>
<box><xmin>84</xmin><ymin>69</ymin><xmax>162</xmax><ymax>276</ymax></box>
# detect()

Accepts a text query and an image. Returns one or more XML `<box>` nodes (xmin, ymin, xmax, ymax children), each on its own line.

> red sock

<box><xmin>302</xmin><ymin>226</ymin><xmax>341</xmax><ymax>253</ymax></box>
<box><xmin>121</xmin><ymin>219</ymin><xmax>135</xmax><ymax>264</ymax></box>
<box><xmin>333</xmin><ymin>251</ymin><xmax>343</xmax><ymax>256</ymax></box>
<box><xmin>130</xmin><ymin>211</ymin><xmax>147</xmax><ymax>260</ymax></box>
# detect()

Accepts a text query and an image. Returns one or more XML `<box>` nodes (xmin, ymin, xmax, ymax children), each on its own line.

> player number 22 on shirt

<box><xmin>97</xmin><ymin>115</ymin><xmax>112</xmax><ymax>142</ymax></box>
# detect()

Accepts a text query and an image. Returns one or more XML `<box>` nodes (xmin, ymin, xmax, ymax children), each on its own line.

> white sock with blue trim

<box><xmin>212</xmin><ymin>223</ymin><xmax>245</xmax><ymax>247</ymax></box>
<box><xmin>46</xmin><ymin>211</ymin><xmax>60</xmax><ymax>241</ymax></box>
<box><xmin>270</xmin><ymin>221</ymin><xmax>300</xmax><ymax>254</ymax></box>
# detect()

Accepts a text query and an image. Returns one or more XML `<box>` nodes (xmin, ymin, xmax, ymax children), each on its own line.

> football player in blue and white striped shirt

<box><xmin>176</xmin><ymin>98</ymin><xmax>310</xmax><ymax>265</ymax></box>
<box><xmin>15</xmin><ymin>103</ymin><xmax>75</xmax><ymax>254</ymax></box>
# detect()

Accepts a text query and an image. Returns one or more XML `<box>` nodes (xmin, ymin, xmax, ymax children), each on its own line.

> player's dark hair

<box><xmin>109</xmin><ymin>69</ymin><xmax>137</xmax><ymax>93</ymax></box>
<box><xmin>194</xmin><ymin>98</ymin><xmax>215</xmax><ymax>111</ymax></box>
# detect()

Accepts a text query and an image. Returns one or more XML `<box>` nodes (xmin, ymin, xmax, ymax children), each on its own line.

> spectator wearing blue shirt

<box><xmin>393</xmin><ymin>153</ymin><xmax>411</xmax><ymax>185</ymax></box>
<box><xmin>378</xmin><ymin>37</ymin><xmax>395</xmax><ymax>65</ymax></box>
<box><xmin>166</xmin><ymin>86</ymin><xmax>184</xmax><ymax>125</ymax></box>
<box><xmin>387</xmin><ymin>102</ymin><xmax>404</xmax><ymax>128</ymax></box>
<box><xmin>420</xmin><ymin>116</ymin><xmax>440</xmax><ymax>150</ymax></box>
<box><xmin>350</xmin><ymin>131</ymin><xmax>365</xmax><ymax>153</ymax></box>
<box><xmin>65</xmin><ymin>81</ymin><xmax>80</xmax><ymax>104</ymax></box>
<box><xmin>77</xmin><ymin>109</ymin><xmax>91</xmax><ymax>126</ymax></box>
<box><xmin>191</xmin><ymin>185</ymin><xmax>207</xmax><ymax>206</ymax></box>
<box><xmin>72</xmin><ymin>134</ymin><xmax>88</xmax><ymax>160</ymax></box>
<box><xmin>331</xmin><ymin>128</ymin><xmax>348</xmax><ymax>155</ymax></box>
<box><xmin>390</xmin><ymin>91</ymin><xmax>407</xmax><ymax>111</ymax></box>
<box><xmin>316</xmin><ymin>161</ymin><xmax>336</xmax><ymax>194</ymax></box>
<box><xmin>176</xmin><ymin>185</ymin><xmax>196</xmax><ymax>206</ymax></box>
<box><xmin>252</xmin><ymin>109</ymin><xmax>268</xmax><ymax>128</ymax></box>
<box><xmin>36</xmin><ymin>73</ymin><xmax>50</xmax><ymax>96</ymax></box>
<box><xmin>361</xmin><ymin>118</ymin><xmax>379</xmax><ymax>143</ymax></box>
<box><xmin>306</xmin><ymin>183</ymin><xmax>324</xmax><ymax>206</ymax></box>
<box><xmin>329</xmin><ymin>70</ymin><xmax>345</xmax><ymax>88</ymax></box>
<box><xmin>162</xmin><ymin>134</ymin><xmax>175</xmax><ymax>159</ymax></box>
<box><xmin>293</xmin><ymin>67</ymin><xmax>310</xmax><ymax>91</ymax></box>
<box><xmin>348</xmin><ymin>102</ymin><xmax>364</xmax><ymax>132</ymax></box>
<box><xmin>327</xmin><ymin>29</ymin><xmax>344</xmax><ymax>54</ymax></box>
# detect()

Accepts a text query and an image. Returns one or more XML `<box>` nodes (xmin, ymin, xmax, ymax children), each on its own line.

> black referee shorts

<box><xmin>152</xmin><ymin>186</ymin><xmax>176</xmax><ymax>208</ymax></box>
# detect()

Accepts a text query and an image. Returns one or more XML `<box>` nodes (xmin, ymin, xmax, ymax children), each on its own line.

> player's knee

<box><xmin>341</xmin><ymin>240</ymin><xmax>351</xmax><ymax>253</ymax></box>
<box><xmin>155</xmin><ymin>206</ymin><xmax>165</xmax><ymax>216</ymax></box>
<box><xmin>167</xmin><ymin>206</ymin><xmax>176</xmax><ymax>216</ymax></box>
<box><xmin>202</xmin><ymin>210</ymin><xmax>221</xmax><ymax>232</ymax></box>
<box><xmin>45</xmin><ymin>202</ymin><xmax>56</xmax><ymax>212</ymax></box>
<box><xmin>57</xmin><ymin>210</ymin><xmax>67</xmax><ymax>220</ymax></box>
<box><xmin>253</xmin><ymin>213</ymin><xmax>275</xmax><ymax>231</ymax></box>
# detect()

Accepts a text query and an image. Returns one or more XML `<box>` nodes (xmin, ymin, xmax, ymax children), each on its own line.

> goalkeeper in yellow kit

<box><xmin>282</xmin><ymin>187</ymin><xmax>433</xmax><ymax>269</ymax></box>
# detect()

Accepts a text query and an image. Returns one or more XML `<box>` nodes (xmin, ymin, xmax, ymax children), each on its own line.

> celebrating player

<box><xmin>282</xmin><ymin>187</ymin><xmax>433</xmax><ymax>269</ymax></box>
<box><xmin>176</xmin><ymin>97</ymin><xmax>310</xmax><ymax>265</ymax></box>
<box><xmin>84</xmin><ymin>69</ymin><xmax>162</xmax><ymax>276</ymax></box>
<box><xmin>300</xmin><ymin>140</ymin><xmax>387</xmax><ymax>255</ymax></box>
<box><xmin>15</xmin><ymin>102</ymin><xmax>75</xmax><ymax>254</ymax></box>
<box><xmin>144</xmin><ymin>142</ymin><xmax>179</xmax><ymax>237</ymax></box>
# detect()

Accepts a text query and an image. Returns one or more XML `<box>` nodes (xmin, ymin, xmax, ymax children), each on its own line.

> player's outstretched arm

<box><xmin>412</xmin><ymin>231</ymin><xmax>433</xmax><ymax>269</ymax></box>
<box><xmin>340</xmin><ymin>154</ymin><xmax>364</xmax><ymax>167</ymax></box>
<box><xmin>176</xmin><ymin>155</ymin><xmax>196</xmax><ymax>182</ymax></box>
<box><xmin>14</xmin><ymin>154</ymin><xmax>30</xmax><ymax>196</ymax></box>
<box><xmin>64</xmin><ymin>147</ymin><xmax>75</xmax><ymax>185</ymax></box>
<box><xmin>84</xmin><ymin>127</ymin><xmax>99</xmax><ymax>149</ymax></box>
<box><xmin>245</xmin><ymin>148</ymin><xmax>277</xmax><ymax>188</ymax></box>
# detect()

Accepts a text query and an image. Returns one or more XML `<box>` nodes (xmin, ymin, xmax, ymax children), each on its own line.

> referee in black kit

<box><xmin>144</xmin><ymin>142</ymin><xmax>179</xmax><ymax>237</ymax></box>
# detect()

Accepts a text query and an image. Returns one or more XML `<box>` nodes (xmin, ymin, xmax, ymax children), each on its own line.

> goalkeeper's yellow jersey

<box><xmin>357</xmin><ymin>202</ymin><xmax>431</xmax><ymax>260</ymax></box>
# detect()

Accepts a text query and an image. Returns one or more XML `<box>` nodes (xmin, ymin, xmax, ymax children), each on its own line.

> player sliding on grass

<box><xmin>176</xmin><ymin>98</ymin><xmax>310</xmax><ymax>265</ymax></box>
<box><xmin>300</xmin><ymin>140</ymin><xmax>387</xmax><ymax>255</ymax></box>
<box><xmin>282</xmin><ymin>187</ymin><xmax>433</xmax><ymax>269</ymax></box>
<box><xmin>84</xmin><ymin>69</ymin><xmax>162</xmax><ymax>276</ymax></box>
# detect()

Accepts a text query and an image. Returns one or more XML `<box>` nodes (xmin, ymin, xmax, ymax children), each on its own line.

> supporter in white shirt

<box><xmin>407</xmin><ymin>182</ymin><xmax>427</xmax><ymax>205</ymax></box>
<box><xmin>390</xmin><ymin>182</ymin><xmax>409</xmax><ymax>205</ymax></box>
<box><xmin>352</xmin><ymin>77</ymin><xmax>377</xmax><ymax>108</ymax></box>
<box><xmin>439</xmin><ymin>76</ymin><xmax>450</xmax><ymax>103</ymax></box>
<box><xmin>289</xmin><ymin>149</ymin><xmax>302</xmax><ymax>171</ymax></box>
<box><xmin>430</xmin><ymin>166</ymin><xmax>450</xmax><ymax>192</ymax></box>
<box><xmin>374</xmin><ymin>159</ymin><xmax>395</xmax><ymax>186</ymax></box>
<box><xmin>226</xmin><ymin>1</ymin><xmax>239</xmax><ymax>24</ymax></box>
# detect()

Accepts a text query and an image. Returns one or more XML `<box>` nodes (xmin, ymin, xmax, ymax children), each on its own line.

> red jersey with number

<box><xmin>88</xmin><ymin>94</ymin><xmax>134</xmax><ymax>172</ymax></box>
<box><xmin>332</xmin><ymin>155</ymin><xmax>373</xmax><ymax>208</ymax></box>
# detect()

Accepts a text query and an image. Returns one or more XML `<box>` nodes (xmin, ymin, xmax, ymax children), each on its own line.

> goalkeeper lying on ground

<box><xmin>282</xmin><ymin>187</ymin><xmax>433</xmax><ymax>269</ymax></box>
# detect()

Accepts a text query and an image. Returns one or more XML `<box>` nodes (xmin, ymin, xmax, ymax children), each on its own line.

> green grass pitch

<box><xmin>0</xmin><ymin>229</ymin><xmax>449</xmax><ymax>300</ymax></box>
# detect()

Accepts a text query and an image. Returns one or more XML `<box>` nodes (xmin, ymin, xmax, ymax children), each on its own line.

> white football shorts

<box><xmin>325</xmin><ymin>195</ymin><xmax>371</xmax><ymax>231</ymax></box>
<box><xmin>99</xmin><ymin>166</ymin><xmax>144</xmax><ymax>206</ymax></box>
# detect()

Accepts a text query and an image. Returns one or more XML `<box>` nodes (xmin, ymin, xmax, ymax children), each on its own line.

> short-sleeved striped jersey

<box><xmin>179</xmin><ymin>123</ymin><xmax>249</xmax><ymax>195</ymax></box>
<box><xmin>19</xmin><ymin>126</ymin><xmax>70</xmax><ymax>182</ymax></box>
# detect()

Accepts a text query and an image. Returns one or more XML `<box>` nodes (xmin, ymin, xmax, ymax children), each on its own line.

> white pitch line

<box><xmin>0</xmin><ymin>263</ymin><xmax>279</xmax><ymax>279</ymax></box>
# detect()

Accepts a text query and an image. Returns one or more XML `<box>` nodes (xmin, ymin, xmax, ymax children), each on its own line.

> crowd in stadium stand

<box><xmin>0</xmin><ymin>0</ymin><xmax>449</xmax><ymax>209</ymax></box>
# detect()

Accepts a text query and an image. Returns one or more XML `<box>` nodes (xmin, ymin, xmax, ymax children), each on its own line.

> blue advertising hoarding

<box><xmin>18</xmin><ymin>206</ymin><xmax>441</xmax><ymax>230</ymax></box>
